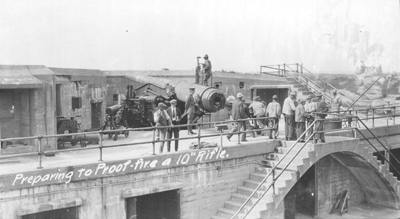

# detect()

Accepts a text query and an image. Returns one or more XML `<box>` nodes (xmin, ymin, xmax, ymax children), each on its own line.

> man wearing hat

<box><xmin>266</xmin><ymin>95</ymin><xmax>281</xmax><ymax>139</ymax></box>
<box><xmin>227</xmin><ymin>92</ymin><xmax>247</xmax><ymax>142</ymax></box>
<box><xmin>249</xmin><ymin>96</ymin><xmax>266</xmax><ymax>135</ymax></box>
<box><xmin>166</xmin><ymin>99</ymin><xmax>181</xmax><ymax>152</ymax></box>
<box><xmin>202</xmin><ymin>54</ymin><xmax>212</xmax><ymax>86</ymax></box>
<box><xmin>282</xmin><ymin>91</ymin><xmax>297</xmax><ymax>140</ymax></box>
<box><xmin>185</xmin><ymin>86</ymin><xmax>197</xmax><ymax>135</ymax></box>
<box><xmin>315</xmin><ymin>93</ymin><xmax>329</xmax><ymax>143</ymax></box>
<box><xmin>154</xmin><ymin>102</ymin><xmax>173</xmax><ymax>153</ymax></box>
<box><xmin>304</xmin><ymin>94</ymin><xmax>317</xmax><ymax>139</ymax></box>
<box><xmin>295</xmin><ymin>98</ymin><xmax>307</xmax><ymax>142</ymax></box>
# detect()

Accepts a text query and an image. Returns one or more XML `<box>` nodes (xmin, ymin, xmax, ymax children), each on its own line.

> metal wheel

<box><xmin>71</xmin><ymin>139</ymin><xmax>78</xmax><ymax>146</ymax></box>
<box><xmin>80</xmin><ymin>141</ymin><xmax>87</xmax><ymax>148</ymax></box>
<box><xmin>113</xmin><ymin>134</ymin><xmax>118</xmax><ymax>141</ymax></box>
<box><xmin>58</xmin><ymin>142</ymin><xmax>65</xmax><ymax>149</ymax></box>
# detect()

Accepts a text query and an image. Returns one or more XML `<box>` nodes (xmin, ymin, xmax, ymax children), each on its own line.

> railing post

<box><xmin>278</xmin><ymin>65</ymin><xmax>280</xmax><ymax>77</ymax></box>
<box><xmin>197</xmin><ymin>123</ymin><xmax>202</xmax><ymax>149</ymax></box>
<box><xmin>372</xmin><ymin>109</ymin><xmax>375</xmax><ymax>127</ymax></box>
<box><xmin>283</xmin><ymin>63</ymin><xmax>286</xmax><ymax>77</ymax></box>
<box><xmin>152</xmin><ymin>128</ymin><xmax>156</xmax><ymax>155</ymax></box>
<box><xmin>237</xmin><ymin>120</ymin><xmax>241</xmax><ymax>144</ymax></box>
<box><xmin>37</xmin><ymin>136</ymin><xmax>43</xmax><ymax>169</ymax></box>
<box><xmin>272</xmin><ymin>168</ymin><xmax>276</xmax><ymax>195</ymax></box>
<box><xmin>393</xmin><ymin>106</ymin><xmax>396</xmax><ymax>125</ymax></box>
<box><xmin>98</xmin><ymin>132</ymin><xmax>103</xmax><ymax>161</ymax></box>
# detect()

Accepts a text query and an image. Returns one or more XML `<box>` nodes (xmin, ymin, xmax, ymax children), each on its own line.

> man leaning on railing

<box><xmin>314</xmin><ymin>93</ymin><xmax>329</xmax><ymax>143</ymax></box>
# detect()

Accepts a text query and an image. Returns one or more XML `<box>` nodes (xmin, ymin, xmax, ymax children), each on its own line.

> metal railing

<box><xmin>231</xmin><ymin>113</ymin><xmax>400</xmax><ymax>219</ymax></box>
<box><xmin>0</xmin><ymin>116</ymin><xmax>278</xmax><ymax>169</ymax></box>
<box><xmin>260</xmin><ymin>63</ymin><xmax>354</xmax><ymax>106</ymax></box>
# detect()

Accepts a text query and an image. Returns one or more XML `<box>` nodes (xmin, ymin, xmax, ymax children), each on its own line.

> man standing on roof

<box><xmin>202</xmin><ymin>54</ymin><xmax>212</xmax><ymax>86</ymax></box>
<box><xmin>227</xmin><ymin>93</ymin><xmax>247</xmax><ymax>142</ymax></box>
<box><xmin>185</xmin><ymin>86</ymin><xmax>197</xmax><ymax>135</ymax></box>
<box><xmin>266</xmin><ymin>95</ymin><xmax>281</xmax><ymax>139</ymax></box>
<box><xmin>282</xmin><ymin>91</ymin><xmax>297</xmax><ymax>140</ymax></box>
<box><xmin>315</xmin><ymin>93</ymin><xmax>329</xmax><ymax>143</ymax></box>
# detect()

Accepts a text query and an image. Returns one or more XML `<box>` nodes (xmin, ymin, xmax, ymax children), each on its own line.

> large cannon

<box><xmin>120</xmin><ymin>75</ymin><xmax>226</xmax><ymax>128</ymax></box>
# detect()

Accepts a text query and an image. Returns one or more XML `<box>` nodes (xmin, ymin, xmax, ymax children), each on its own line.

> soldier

<box><xmin>331</xmin><ymin>89</ymin><xmax>342</xmax><ymax>116</ymax></box>
<box><xmin>282</xmin><ymin>91</ymin><xmax>297</xmax><ymax>140</ymax></box>
<box><xmin>304</xmin><ymin>94</ymin><xmax>317</xmax><ymax>139</ymax></box>
<box><xmin>202</xmin><ymin>54</ymin><xmax>212</xmax><ymax>86</ymax></box>
<box><xmin>295</xmin><ymin>98</ymin><xmax>306</xmax><ymax>142</ymax></box>
<box><xmin>266</xmin><ymin>95</ymin><xmax>281</xmax><ymax>139</ymax></box>
<box><xmin>227</xmin><ymin>93</ymin><xmax>247</xmax><ymax>142</ymax></box>
<box><xmin>315</xmin><ymin>93</ymin><xmax>329</xmax><ymax>143</ymax></box>
<box><xmin>185</xmin><ymin>87</ymin><xmax>197</xmax><ymax>135</ymax></box>
<box><xmin>154</xmin><ymin>103</ymin><xmax>173</xmax><ymax>153</ymax></box>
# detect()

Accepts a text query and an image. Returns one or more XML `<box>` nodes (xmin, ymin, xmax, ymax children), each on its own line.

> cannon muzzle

<box><xmin>174</xmin><ymin>81</ymin><xmax>225</xmax><ymax>113</ymax></box>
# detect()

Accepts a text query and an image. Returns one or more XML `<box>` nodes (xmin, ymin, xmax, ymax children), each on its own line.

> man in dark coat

<box><xmin>227</xmin><ymin>93</ymin><xmax>247</xmax><ymax>142</ymax></box>
<box><xmin>315</xmin><ymin>93</ymin><xmax>329</xmax><ymax>143</ymax></box>
<box><xmin>166</xmin><ymin>99</ymin><xmax>181</xmax><ymax>152</ymax></box>
<box><xmin>185</xmin><ymin>87</ymin><xmax>197</xmax><ymax>135</ymax></box>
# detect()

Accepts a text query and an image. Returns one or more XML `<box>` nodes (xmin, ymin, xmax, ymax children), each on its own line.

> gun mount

<box><xmin>112</xmin><ymin>75</ymin><xmax>226</xmax><ymax>128</ymax></box>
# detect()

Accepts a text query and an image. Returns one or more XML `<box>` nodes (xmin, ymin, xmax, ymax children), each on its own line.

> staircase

<box><xmin>211</xmin><ymin>137</ymin><xmax>400</xmax><ymax>219</ymax></box>
<box><xmin>260</xmin><ymin>63</ymin><xmax>355</xmax><ymax>108</ymax></box>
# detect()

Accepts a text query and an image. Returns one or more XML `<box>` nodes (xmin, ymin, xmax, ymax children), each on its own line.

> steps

<box><xmin>211</xmin><ymin>141</ymin><xmax>306</xmax><ymax>219</ymax></box>
<box><xmin>211</xmin><ymin>139</ymin><xmax>400</xmax><ymax>219</ymax></box>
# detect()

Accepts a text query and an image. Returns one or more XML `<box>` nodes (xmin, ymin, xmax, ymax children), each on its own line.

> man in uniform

<box><xmin>315</xmin><ymin>93</ymin><xmax>329</xmax><ymax>143</ymax></box>
<box><xmin>202</xmin><ymin>54</ymin><xmax>212</xmax><ymax>86</ymax></box>
<box><xmin>304</xmin><ymin>94</ymin><xmax>317</xmax><ymax>140</ymax></box>
<box><xmin>185</xmin><ymin>87</ymin><xmax>197</xmax><ymax>135</ymax></box>
<box><xmin>227</xmin><ymin>93</ymin><xmax>247</xmax><ymax>142</ymax></box>
<box><xmin>266</xmin><ymin>95</ymin><xmax>281</xmax><ymax>139</ymax></box>
<box><xmin>295</xmin><ymin>98</ymin><xmax>306</xmax><ymax>142</ymax></box>
<box><xmin>331</xmin><ymin>89</ymin><xmax>342</xmax><ymax>116</ymax></box>
<box><xmin>282</xmin><ymin>91</ymin><xmax>297</xmax><ymax>140</ymax></box>
<box><xmin>166</xmin><ymin>99</ymin><xmax>181</xmax><ymax>152</ymax></box>
<box><xmin>249</xmin><ymin>96</ymin><xmax>266</xmax><ymax>136</ymax></box>
<box><xmin>154</xmin><ymin>103</ymin><xmax>173</xmax><ymax>153</ymax></box>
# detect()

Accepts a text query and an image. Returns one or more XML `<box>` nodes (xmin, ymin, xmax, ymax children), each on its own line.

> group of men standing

<box><xmin>226</xmin><ymin>93</ymin><xmax>282</xmax><ymax>142</ymax></box>
<box><xmin>283</xmin><ymin>90</ymin><xmax>340</xmax><ymax>143</ymax></box>
<box><xmin>225</xmin><ymin>89</ymin><xmax>341</xmax><ymax>144</ymax></box>
<box><xmin>153</xmin><ymin>86</ymin><xmax>198</xmax><ymax>154</ymax></box>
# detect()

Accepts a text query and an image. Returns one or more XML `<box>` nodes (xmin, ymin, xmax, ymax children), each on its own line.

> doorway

<box><xmin>252</xmin><ymin>88</ymin><xmax>289</xmax><ymax>107</ymax></box>
<box><xmin>91</xmin><ymin>102</ymin><xmax>102</xmax><ymax>129</ymax></box>
<box><xmin>126</xmin><ymin>189</ymin><xmax>180</xmax><ymax>219</ymax></box>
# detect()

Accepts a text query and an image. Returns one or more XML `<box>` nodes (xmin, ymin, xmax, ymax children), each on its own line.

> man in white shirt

<box><xmin>249</xmin><ymin>96</ymin><xmax>266</xmax><ymax>135</ymax></box>
<box><xmin>282</xmin><ymin>91</ymin><xmax>297</xmax><ymax>140</ymax></box>
<box><xmin>154</xmin><ymin>103</ymin><xmax>173</xmax><ymax>154</ymax></box>
<box><xmin>266</xmin><ymin>95</ymin><xmax>281</xmax><ymax>139</ymax></box>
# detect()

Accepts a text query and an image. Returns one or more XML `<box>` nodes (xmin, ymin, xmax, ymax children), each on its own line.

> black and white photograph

<box><xmin>0</xmin><ymin>0</ymin><xmax>400</xmax><ymax>218</ymax></box>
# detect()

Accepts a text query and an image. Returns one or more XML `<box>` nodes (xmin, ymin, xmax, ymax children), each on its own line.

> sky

<box><xmin>1</xmin><ymin>0</ymin><xmax>400</xmax><ymax>73</ymax></box>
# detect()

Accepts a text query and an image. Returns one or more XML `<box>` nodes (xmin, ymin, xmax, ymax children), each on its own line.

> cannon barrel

<box><xmin>106</xmin><ymin>105</ymin><xmax>122</xmax><ymax>115</ymax></box>
<box><xmin>174</xmin><ymin>81</ymin><xmax>225</xmax><ymax>113</ymax></box>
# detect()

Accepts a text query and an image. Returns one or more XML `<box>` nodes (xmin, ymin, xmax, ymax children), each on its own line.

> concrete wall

<box><xmin>0</xmin><ymin>143</ymin><xmax>277</xmax><ymax>219</ymax></box>
<box><xmin>316</xmin><ymin>155</ymin><xmax>365</xmax><ymax>213</ymax></box>
<box><xmin>57</xmin><ymin>78</ymin><xmax>107</xmax><ymax>131</ymax></box>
